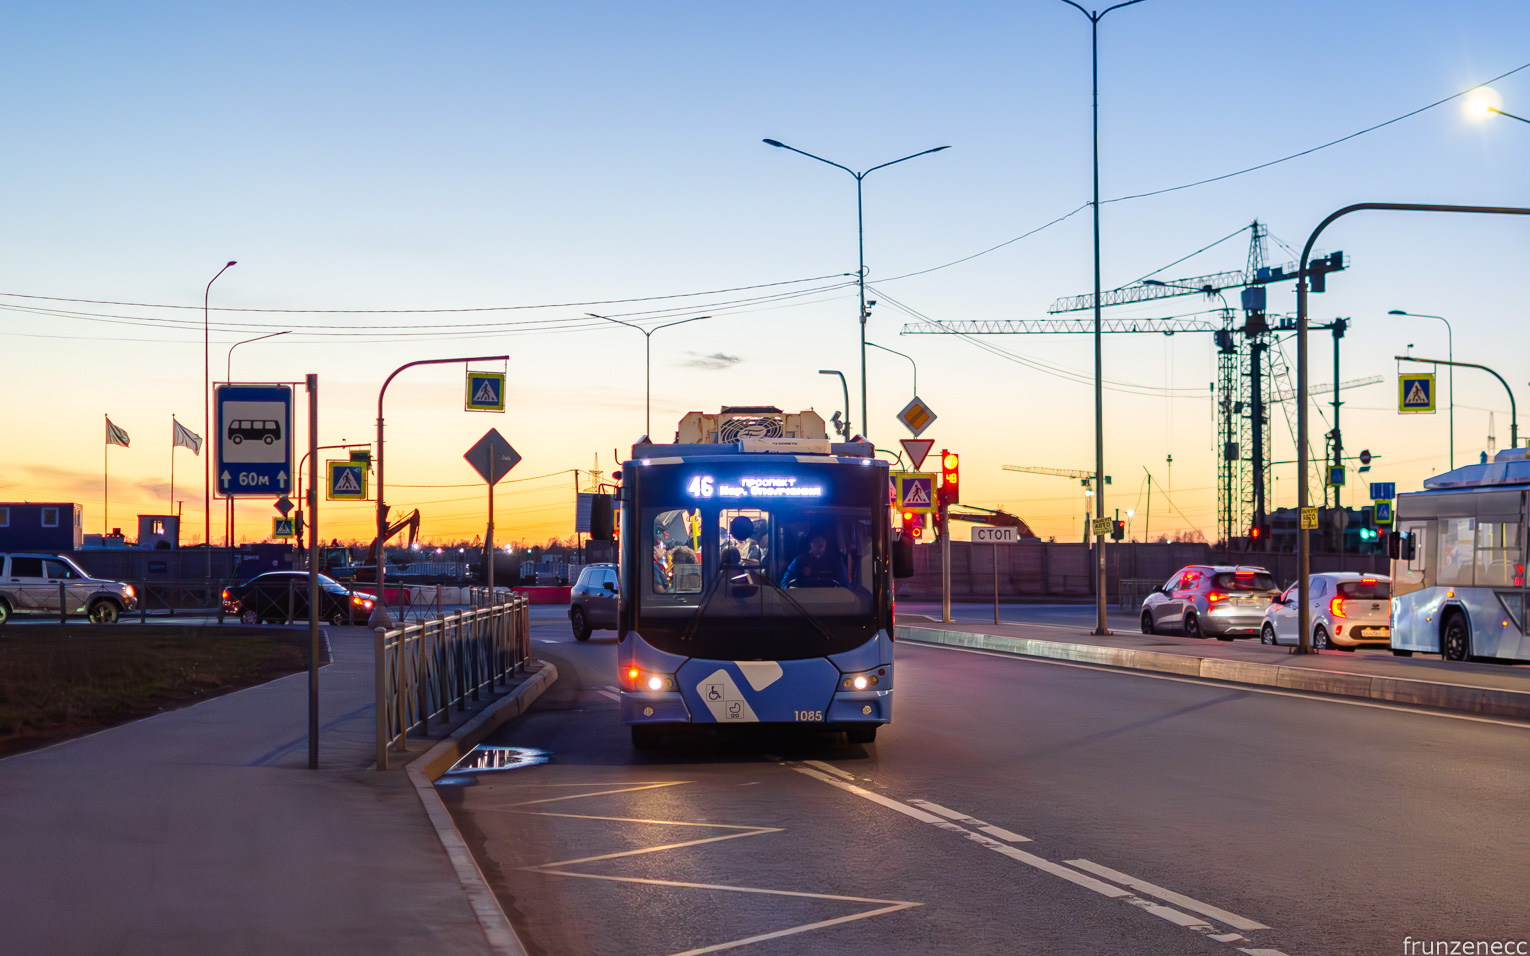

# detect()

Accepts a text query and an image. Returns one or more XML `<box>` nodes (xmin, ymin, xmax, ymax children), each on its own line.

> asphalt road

<box><xmin>442</xmin><ymin>606</ymin><xmax>1530</xmax><ymax>956</ymax></box>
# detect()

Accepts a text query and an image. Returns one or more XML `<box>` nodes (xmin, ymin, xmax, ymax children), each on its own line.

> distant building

<box><xmin>0</xmin><ymin>502</ymin><xmax>84</xmax><ymax>551</ymax></box>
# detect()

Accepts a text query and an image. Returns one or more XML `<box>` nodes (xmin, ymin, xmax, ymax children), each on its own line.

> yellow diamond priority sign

<box><xmin>896</xmin><ymin>395</ymin><xmax>938</xmax><ymax>438</ymax></box>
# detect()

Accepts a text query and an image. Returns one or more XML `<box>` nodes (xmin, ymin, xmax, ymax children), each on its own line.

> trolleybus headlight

<box><xmin>841</xmin><ymin>672</ymin><xmax>879</xmax><ymax>690</ymax></box>
<box><xmin>624</xmin><ymin>668</ymin><xmax>675</xmax><ymax>692</ymax></box>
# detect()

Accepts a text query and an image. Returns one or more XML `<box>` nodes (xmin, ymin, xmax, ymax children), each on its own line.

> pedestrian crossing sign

<box><xmin>466</xmin><ymin>371</ymin><xmax>506</xmax><ymax>412</ymax></box>
<box><xmin>272</xmin><ymin>517</ymin><xmax>295</xmax><ymax>538</ymax></box>
<box><xmin>1374</xmin><ymin>500</ymin><xmax>1394</xmax><ymax>525</ymax></box>
<box><xmin>327</xmin><ymin>461</ymin><xmax>368</xmax><ymax>500</ymax></box>
<box><xmin>893</xmin><ymin>471</ymin><xmax>936</xmax><ymax>515</ymax></box>
<box><xmin>1399</xmin><ymin>373</ymin><xmax>1435</xmax><ymax>413</ymax></box>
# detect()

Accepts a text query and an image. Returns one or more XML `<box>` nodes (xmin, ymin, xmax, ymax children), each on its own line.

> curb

<box><xmin>897</xmin><ymin>625</ymin><xmax>1530</xmax><ymax>721</ymax></box>
<box><xmin>405</xmin><ymin>662</ymin><xmax>558</xmax><ymax>956</ymax></box>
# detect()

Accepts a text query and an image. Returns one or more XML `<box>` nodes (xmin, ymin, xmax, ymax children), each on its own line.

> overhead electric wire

<box><xmin>0</xmin><ymin>272</ymin><xmax>853</xmax><ymax>315</ymax></box>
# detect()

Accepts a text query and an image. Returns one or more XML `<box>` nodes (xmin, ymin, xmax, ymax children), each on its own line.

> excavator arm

<box><xmin>365</xmin><ymin>508</ymin><xmax>420</xmax><ymax>566</ymax></box>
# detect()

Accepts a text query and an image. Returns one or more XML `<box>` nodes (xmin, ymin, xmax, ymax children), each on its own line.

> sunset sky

<box><xmin>3</xmin><ymin>1</ymin><xmax>1528</xmax><ymax>548</ymax></box>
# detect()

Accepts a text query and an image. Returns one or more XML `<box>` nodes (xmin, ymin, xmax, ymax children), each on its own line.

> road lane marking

<box><xmin>1067</xmin><ymin>858</ymin><xmax>1269</xmax><ymax>930</ymax></box>
<box><xmin>803</xmin><ymin>759</ymin><xmax>857</xmax><ymax>780</ymax></box>
<box><xmin>792</xmin><ymin>767</ymin><xmax>1129</xmax><ymax>898</ymax></box>
<box><xmin>594</xmin><ymin>689</ymin><xmax>620</xmax><ymax>701</ymax></box>
<box><xmin>790</xmin><ymin>763</ymin><xmax>1285</xmax><ymax>951</ymax></box>
<box><xmin>506</xmin><ymin>779</ymin><xmax>920</xmax><ymax>956</ymax></box>
<box><xmin>904</xmin><ymin>640</ymin><xmax>1530</xmax><ymax>731</ymax></box>
<box><xmin>908</xmin><ymin>799</ymin><xmax>1032</xmax><ymax>843</ymax></box>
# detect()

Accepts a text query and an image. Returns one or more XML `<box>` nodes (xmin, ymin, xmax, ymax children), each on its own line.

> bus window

<box><xmin>1475</xmin><ymin>519</ymin><xmax>1520</xmax><ymax>587</ymax></box>
<box><xmin>719</xmin><ymin>510</ymin><xmax>769</xmax><ymax>570</ymax></box>
<box><xmin>1437</xmin><ymin>517</ymin><xmax>1476</xmax><ymax>586</ymax></box>
<box><xmin>653</xmin><ymin>509</ymin><xmax>702</xmax><ymax>594</ymax></box>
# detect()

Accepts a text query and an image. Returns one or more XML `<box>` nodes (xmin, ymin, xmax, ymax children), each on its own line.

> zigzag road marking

<box><xmin>505</xmin><ymin>781</ymin><xmax>922</xmax><ymax>956</ymax></box>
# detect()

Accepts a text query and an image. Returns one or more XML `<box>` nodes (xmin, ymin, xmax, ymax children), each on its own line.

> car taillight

<box><xmin>1330</xmin><ymin>597</ymin><xmax>1346</xmax><ymax>618</ymax></box>
<box><xmin>1207</xmin><ymin>592</ymin><xmax>1229</xmax><ymax>603</ymax></box>
<box><xmin>221</xmin><ymin>589</ymin><xmax>230</xmax><ymax>601</ymax></box>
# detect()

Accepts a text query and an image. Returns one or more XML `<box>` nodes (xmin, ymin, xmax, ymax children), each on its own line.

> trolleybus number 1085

<box><xmin>794</xmin><ymin>710</ymin><xmax>824</xmax><ymax>722</ymax></box>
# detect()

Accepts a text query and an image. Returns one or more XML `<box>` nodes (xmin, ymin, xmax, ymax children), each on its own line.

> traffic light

<box><xmin>940</xmin><ymin>450</ymin><xmax>960</xmax><ymax>505</ymax></box>
<box><xmin>1111</xmin><ymin>520</ymin><xmax>1124</xmax><ymax>541</ymax></box>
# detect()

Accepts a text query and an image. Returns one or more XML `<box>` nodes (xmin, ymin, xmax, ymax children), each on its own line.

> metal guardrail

<box><xmin>1118</xmin><ymin>578</ymin><xmax>1162</xmax><ymax>612</ymax></box>
<box><xmin>374</xmin><ymin>593</ymin><xmax>531</xmax><ymax>769</ymax></box>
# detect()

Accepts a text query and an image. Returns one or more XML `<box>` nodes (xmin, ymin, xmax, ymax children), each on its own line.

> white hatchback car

<box><xmin>1260</xmin><ymin>572</ymin><xmax>1390</xmax><ymax>650</ymax></box>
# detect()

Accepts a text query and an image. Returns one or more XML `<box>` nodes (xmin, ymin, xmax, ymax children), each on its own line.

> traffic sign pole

<box><xmin>306</xmin><ymin>374</ymin><xmax>320</xmax><ymax>771</ymax></box>
<box><xmin>940</xmin><ymin>501</ymin><xmax>951</xmax><ymax>624</ymax></box>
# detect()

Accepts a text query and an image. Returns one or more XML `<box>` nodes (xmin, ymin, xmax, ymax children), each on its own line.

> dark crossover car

<box><xmin>222</xmin><ymin>571</ymin><xmax>376</xmax><ymax>625</ymax></box>
<box><xmin>1140</xmin><ymin>565</ymin><xmax>1281</xmax><ymax>640</ymax></box>
<box><xmin>569</xmin><ymin>563</ymin><xmax>618</xmax><ymax>641</ymax></box>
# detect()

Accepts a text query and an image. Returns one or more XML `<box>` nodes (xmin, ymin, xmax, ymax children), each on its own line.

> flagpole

<box><xmin>104</xmin><ymin>414</ymin><xmax>109</xmax><ymax>537</ymax></box>
<box><xmin>170</xmin><ymin>415</ymin><xmax>177</xmax><ymax>515</ymax></box>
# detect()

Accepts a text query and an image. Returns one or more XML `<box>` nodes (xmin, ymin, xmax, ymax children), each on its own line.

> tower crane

<box><xmin>1001</xmin><ymin>465</ymin><xmax>1111</xmax><ymax>487</ymax></box>
<box><xmin>904</xmin><ymin>221</ymin><xmax>1350</xmax><ymax>545</ymax></box>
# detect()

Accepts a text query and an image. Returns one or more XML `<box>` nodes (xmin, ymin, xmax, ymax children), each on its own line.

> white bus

<box><xmin>1390</xmin><ymin>449</ymin><xmax>1528</xmax><ymax>662</ymax></box>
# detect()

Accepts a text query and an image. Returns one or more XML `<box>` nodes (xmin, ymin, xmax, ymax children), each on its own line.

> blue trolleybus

<box><xmin>616</xmin><ymin>424</ymin><xmax>899</xmax><ymax>748</ymax></box>
<box><xmin>1391</xmin><ymin>449</ymin><xmax>1529</xmax><ymax>663</ymax></box>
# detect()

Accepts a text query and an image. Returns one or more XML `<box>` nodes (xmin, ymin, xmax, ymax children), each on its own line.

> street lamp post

<box><xmin>1387</xmin><ymin>311</ymin><xmax>1454</xmax><ymax>468</ymax></box>
<box><xmin>866</xmin><ymin>340</ymin><xmax>917</xmax><ymax>397</ymax></box>
<box><xmin>225</xmin><ymin>330</ymin><xmax>291</xmax><ymax>548</ymax></box>
<box><xmin>1294</xmin><ymin>203</ymin><xmax>1530</xmax><ymax>657</ymax></box>
<box><xmin>819</xmin><ymin>370</ymin><xmax>851</xmax><ymax>439</ymax></box>
<box><xmin>1055</xmin><ymin>0</ymin><xmax>1152</xmax><ymax>636</ymax></box>
<box><xmin>589</xmin><ymin>313</ymin><xmax>711</xmax><ymax>440</ymax></box>
<box><xmin>763</xmin><ymin>138</ymin><xmax>949</xmax><ymax>442</ymax></box>
<box><xmin>203</xmin><ymin>260</ymin><xmax>236</xmax><ymax>578</ymax></box>
<box><xmin>1397</xmin><ymin>354</ymin><xmax>1517</xmax><ymax>450</ymax></box>
<box><xmin>372</xmin><ymin>355</ymin><xmax>509</xmax><ymax>628</ymax></box>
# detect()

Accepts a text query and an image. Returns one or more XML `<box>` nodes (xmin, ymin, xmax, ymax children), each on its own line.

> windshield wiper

<box><xmin>678</xmin><ymin>564</ymin><xmax>839</xmax><ymax>643</ymax></box>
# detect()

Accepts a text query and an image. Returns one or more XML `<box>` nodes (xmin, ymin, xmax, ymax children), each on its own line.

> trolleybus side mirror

<box><xmin>892</xmin><ymin>532</ymin><xmax>915</xmax><ymax>579</ymax></box>
<box><xmin>589</xmin><ymin>494</ymin><xmax>615</xmax><ymax>541</ymax></box>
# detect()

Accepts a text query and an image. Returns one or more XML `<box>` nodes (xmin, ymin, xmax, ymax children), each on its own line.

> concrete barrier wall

<box><xmin>896</xmin><ymin>624</ymin><xmax>1530</xmax><ymax>720</ymax></box>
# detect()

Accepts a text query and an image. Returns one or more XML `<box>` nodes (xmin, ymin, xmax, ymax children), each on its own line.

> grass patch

<box><xmin>0</xmin><ymin>627</ymin><xmax>309</xmax><ymax>757</ymax></box>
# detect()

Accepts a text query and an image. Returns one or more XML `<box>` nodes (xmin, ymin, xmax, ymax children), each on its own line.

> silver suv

<box><xmin>0</xmin><ymin>553</ymin><xmax>137</xmax><ymax>624</ymax></box>
<box><xmin>1140</xmin><ymin>564</ymin><xmax>1280</xmax><ymax>640</ymax></box>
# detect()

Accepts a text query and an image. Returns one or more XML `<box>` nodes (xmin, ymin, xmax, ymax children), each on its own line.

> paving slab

<box><xmin>0</xmin><ymin>625</ymin><xmax>539</xmax><ymax>956</ymax></box>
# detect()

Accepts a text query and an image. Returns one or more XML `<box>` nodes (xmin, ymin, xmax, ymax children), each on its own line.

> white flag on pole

<box><xmin>172</xmin><ymin>418</ymin><xmax>203</xmax><ymax>455</ymax></box>
<box><xmin>106</xmin><ymin>418</ymin><xmax>131</xmax><ymax>447</ymax></box>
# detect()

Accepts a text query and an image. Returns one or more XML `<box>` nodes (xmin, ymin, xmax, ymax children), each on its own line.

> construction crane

<box><xmin>904</xmin><ymin>221</ymin><xmax>1350</xmax><ymax>546</ymax></box>
<box><xmin>1001</xmin><ymin>465</ymin><xmax>1112</xmax><ymax>487</ymax></box>
<box><xmin>947</xmin><ymin>505</ymin><xmax>1036</xmax><ymax>539</ymax></box>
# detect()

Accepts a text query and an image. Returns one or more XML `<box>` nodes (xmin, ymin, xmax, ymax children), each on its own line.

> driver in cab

<box><xmin>781</xmin><ymin>534</ymin><xmax>849</xmax><ymax>588</ymax></box>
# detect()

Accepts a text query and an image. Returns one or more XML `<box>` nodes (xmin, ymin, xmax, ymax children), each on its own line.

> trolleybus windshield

<box><xmin>634</xmin><ymin>460</ymin><xmax>887</xmax><ymax>661</ymax></box>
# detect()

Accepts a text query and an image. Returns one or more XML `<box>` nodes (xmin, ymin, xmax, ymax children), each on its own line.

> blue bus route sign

<box><xmin>216</xmin><ymin>384</ymin><xmax>293</xmax><ymax>497</ymax></box>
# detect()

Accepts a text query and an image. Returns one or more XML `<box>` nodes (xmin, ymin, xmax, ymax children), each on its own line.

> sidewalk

<box><xmin>897</xmin><ymin>615</ymin><xmax>1530</xmax><ymax>719</ymax></box>
<box><xmin>0</xmin><ymin>626</ymin><xmax>544</xmax><ymax>956</ymax></box>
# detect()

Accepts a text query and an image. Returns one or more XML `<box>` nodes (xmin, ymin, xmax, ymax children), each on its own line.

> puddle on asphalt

<box><xmin>436</xmin><ymin>745</ymin><xmax>549</xmax><ymax>786</ymax></box>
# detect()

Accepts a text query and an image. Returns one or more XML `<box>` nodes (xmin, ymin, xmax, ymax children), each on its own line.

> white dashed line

<box><xmin>594</xmin><ymin>690</ymin><xmax>620</xmax><ymax>702</ymax></box>
<box><xmin>802</xmin><ymin>760</ymin><xmax>857</xmax><ymax>781</ymax></box>
<box><xmin>1066</xmin><ymin>859</ymin><xmax>1269</xmax><ymax>930</ymax></box>
<box><xmin>789</xmin><ymin>763</ymin><xmax>1283</xmax><ymax>952</ymax></box>
<box><xmin>908</xmin><ymin>799</ymin><xmax>1032</xmax><ymax>843</ymax></box>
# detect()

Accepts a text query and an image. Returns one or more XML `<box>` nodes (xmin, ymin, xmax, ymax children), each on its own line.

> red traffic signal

<box><xmin>940</xmin><ymin>450</ymin><xmax>960</xmax><ymax>505</ymax></box>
